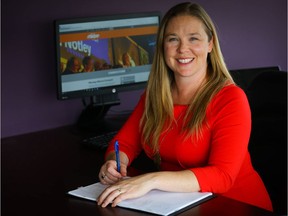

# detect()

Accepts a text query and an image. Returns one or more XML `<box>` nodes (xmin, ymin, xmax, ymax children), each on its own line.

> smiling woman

<box><xmin>163</xmin><ymin>15</ymin><xmax>213</xmax><ymax>105</ymax></box>
<box><xmin>97</xmin><ymin>2</ymin><xmax>273</xmax><ymax>212</ymax></box>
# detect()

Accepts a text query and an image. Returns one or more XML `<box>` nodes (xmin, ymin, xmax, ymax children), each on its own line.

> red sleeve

<box><xmin>191</xmin><ymin>85</ymin><xmax>252</xmax><ymax>193</ymax></box>
<box><xmin>105</xmin><ymin>94</ymin><xmax>145</xmax><ymax>165</ymax></box>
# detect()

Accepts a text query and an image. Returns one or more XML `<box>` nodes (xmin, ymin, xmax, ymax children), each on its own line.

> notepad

<box><xmin>68</xmin><ymin>182</ymin><xmax>213</xmax><ymax>216</ymax></box>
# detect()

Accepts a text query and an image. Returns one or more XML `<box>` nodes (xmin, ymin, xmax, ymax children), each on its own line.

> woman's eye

<box><xmin>168</xmin><ymin>37</ymin><xmax>178</xmax><ymax>42</ymax></box>
<box><xmin>190</xmin><ymin>37</ymin><xmax>198</xmax><ymax>41</ymax></box>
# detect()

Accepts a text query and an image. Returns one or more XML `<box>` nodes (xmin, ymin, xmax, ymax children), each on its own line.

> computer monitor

<box><xmin>54</xmin><ymin>12</ymin><xmax>161</xmax><ymax>131</ymax></box>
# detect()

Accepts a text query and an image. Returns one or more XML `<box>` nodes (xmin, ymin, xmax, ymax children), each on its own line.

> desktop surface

<box><xmin>2</xmin><ymin>118</ymin><xmax>280</xmax><ymax>216</ymax></box>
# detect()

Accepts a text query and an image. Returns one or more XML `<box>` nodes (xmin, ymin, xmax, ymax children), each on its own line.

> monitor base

<box><xmin>77</xmin><ymin>95</ymin><xmax>120</xmax><ymax>132</ymax></box>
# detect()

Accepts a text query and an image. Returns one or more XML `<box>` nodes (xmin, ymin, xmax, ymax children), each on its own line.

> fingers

<box><xmin>99</xmin><ymin>160</ymin><xmax>124</xmax><ymax>184</ymax></box>
<box><xmin>97</xmin><ymin>185</ymin><xmax>126</xmax><ymax>207</ymax></box>
<box><xmin>97</xmin><ymin>174</ymin><xmax>153</xmax><ymax>208</ymax></box>
<box><xmin>100</xmin><ymin>171</ymin><xmax>120</xmax><ymax>185</ymax></box>
<box><xmin>97</xmin><ymin>160</ymin><xmax>130</xmax><ymax>207</ymax></box>
<box><xmin>120</xmin><ymin>165</ymin><xmax>127</xmax><ymax>177</ymax></box>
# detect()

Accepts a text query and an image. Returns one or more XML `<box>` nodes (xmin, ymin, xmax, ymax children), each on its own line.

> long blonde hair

<box><xmin>140</xmin><ymin>2</ymin><xmax>234</xmax><ymax>153</ymax></box>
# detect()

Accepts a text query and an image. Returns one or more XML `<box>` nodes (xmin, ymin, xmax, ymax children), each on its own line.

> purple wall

<box><xmin>2</xmin><ymin>0</ymin><xmax>287</xmax><ymax>138</ymax></box>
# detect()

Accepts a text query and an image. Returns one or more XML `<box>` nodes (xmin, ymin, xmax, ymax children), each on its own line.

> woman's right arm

<box><xmin>98</xmin><ymin>93</ymin><xmax>147</xmax><ymax>184</ymax></box>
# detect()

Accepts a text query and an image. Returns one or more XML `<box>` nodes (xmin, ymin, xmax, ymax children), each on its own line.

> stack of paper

<box><xmin>68</xmin><ymin>182</ymin><xmax>213</xmax><ymax>216</ymax></box>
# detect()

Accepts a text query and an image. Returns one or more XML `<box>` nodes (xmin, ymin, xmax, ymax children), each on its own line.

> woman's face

<box><xmin>71</xmin><ymin>59</ymin><xmax>81</xmax><ymax>72</ymax></box>
<box><xmin>164</xmin><ymin>15</ymin><xmax>213</xmax><ymax>80</ymax></box>
<box><xmin>85</xmin><ymin>59</ymin><xmax>94</xmax><ymax>72</ymax></box>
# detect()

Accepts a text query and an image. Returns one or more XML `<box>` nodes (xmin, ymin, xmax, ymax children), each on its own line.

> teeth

<box><xmin>178</xmin><ymin>58</ymin><xmax>193</xmax><ymax>63</ymax></box>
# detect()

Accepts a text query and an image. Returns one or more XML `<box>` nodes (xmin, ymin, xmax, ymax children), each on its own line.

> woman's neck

<box><xmin>172</xmin><ymin>75</ymin><xmax>206</xmax><ymax>105</ymax></box>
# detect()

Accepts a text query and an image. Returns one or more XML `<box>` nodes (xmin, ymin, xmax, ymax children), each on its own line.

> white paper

<box><xmin>68</xmin><ymin>182</ymin><xmax>212</xmax><ymax>216</ymax></box>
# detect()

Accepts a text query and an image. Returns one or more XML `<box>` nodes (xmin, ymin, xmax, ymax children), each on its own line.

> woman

<box><xmin>97</xmin><ymin>2</ymin><xmax>273</xmax><ymax>211</ymax></box>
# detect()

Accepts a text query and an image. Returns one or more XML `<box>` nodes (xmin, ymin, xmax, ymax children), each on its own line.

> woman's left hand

<box><xmin>97</xmin><ymin>173</ymin><xmax>154</xmax><ymax>207</ymax></box>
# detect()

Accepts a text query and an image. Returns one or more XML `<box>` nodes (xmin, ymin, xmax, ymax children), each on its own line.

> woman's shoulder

<box><xmin>217</xmin><ymin>83</ymin><xmax>246</xmax><ymax>98</ymax></box>
<box><xmin>211</xmin><ymin>84</ymin><xmax>249</xmax><ymax>107</ymax></box>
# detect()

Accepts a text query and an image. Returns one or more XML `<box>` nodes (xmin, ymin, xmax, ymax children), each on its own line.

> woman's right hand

<box><xmin>99</xmin><ymin>159</ymin><xmax>127</xmax><ymax>185</ymax></box>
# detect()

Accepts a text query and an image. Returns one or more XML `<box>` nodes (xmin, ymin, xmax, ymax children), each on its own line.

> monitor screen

<box><xmin>54</xmin><ymin>12</ymin><xmax>160</xmax><ymax>131</ymax></box>
<box><xmin>55</xmin><ymin>12</ymin><xmax>160</xmax><ymax>103</ymax></box>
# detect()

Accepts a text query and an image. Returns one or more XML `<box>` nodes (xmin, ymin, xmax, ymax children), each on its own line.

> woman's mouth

<box><xmin>177</xmin><ymin>58</ymin><xmax>194</xmax><ymax>63</ymax></box>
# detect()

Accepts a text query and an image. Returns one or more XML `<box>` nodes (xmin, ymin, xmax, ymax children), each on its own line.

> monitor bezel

<box><xmin>54</xmin><ymin>11</ymin><xmax>161</xmax><ymax>101</ymax></box>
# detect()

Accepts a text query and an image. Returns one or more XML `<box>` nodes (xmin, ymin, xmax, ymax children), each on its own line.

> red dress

<box><xmin>105</xmin><ymin>84</ymin><xmax>273</xmax><ymax>211</ymax></box>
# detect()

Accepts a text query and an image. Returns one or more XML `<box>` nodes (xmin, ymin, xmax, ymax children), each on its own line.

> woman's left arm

<box><xmin>97</xmin><ymin>169</ymin><xmax>200</xmax><ymax>207</ymax></box>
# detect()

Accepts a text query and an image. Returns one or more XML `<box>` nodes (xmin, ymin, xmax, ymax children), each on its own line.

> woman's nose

<box><xmin>177</xmin><ymin>41</ymin><xmax>189</xmax><ymax>53</ymax></box>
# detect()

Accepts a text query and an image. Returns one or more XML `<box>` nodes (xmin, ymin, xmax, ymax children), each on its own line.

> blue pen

<box><xmin>114</xmin><ymin>140</ymin><xmax>121</xmax><ymax>172</ymax></box>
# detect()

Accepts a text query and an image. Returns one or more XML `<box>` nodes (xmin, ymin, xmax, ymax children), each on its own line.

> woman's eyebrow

<box><xmin>189</xmin><ymin>32</ymin><xmax>201</xmax><ymax>36</ymax></box>
<box><xmin>164</xmin><ymin>32</ymin><xmax>202</xmax><ymax>39</ymax></box>
<box><xmin>165</xmin><ymin>32</ymin><xmax>177</xmax><ymax>37</ymax></box>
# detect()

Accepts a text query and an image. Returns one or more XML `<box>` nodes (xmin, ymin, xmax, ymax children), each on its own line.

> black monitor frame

<box><xmin>54</xmin><ymin>12</ymin><xmax>161</xmax><ymax>131</ymax></box>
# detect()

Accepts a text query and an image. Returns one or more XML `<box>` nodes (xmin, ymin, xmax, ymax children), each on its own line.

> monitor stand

<box><xmin>77</xmin><ymin>94</ymin><xmax>120</xmax><ymax>132</ymax></box>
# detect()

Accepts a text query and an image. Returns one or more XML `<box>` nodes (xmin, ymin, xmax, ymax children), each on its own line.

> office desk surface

<box><xmin>2</xmin><ymin>124</ymin><xmax>279</xmax><ymax>216</ymax></box>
